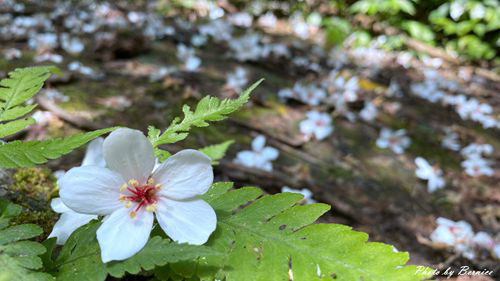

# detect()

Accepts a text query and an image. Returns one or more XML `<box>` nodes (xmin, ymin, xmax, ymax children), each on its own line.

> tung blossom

<box><xmin>430</xmin><ymin>217</ymin><xmax>475</xmax><ymax>259</ymax></box>
<box><xmin>299</xmin><ymin>111</ymin><xmax>333</xmax><ymax>141</ymax></box>
<box><xmin>281</xmin><ymin>186</ymin><xmax>316</xmax><ymax>204</ymax></box>
<box><xmin>376</xmin><ymin>128</ymin><xmax>411</xmax><ymax>154</ymax></box>
<box><xmin>234</xmin><ymin>135</ymin><xmax>279</xmax><ymax>172</ymax></box>
<box><xmin>414</xmin><ymin>157</ymin><xmax>445</xmax><ymax>192</ymax></box>
<box><xmin>461</xmin><ymin>157</ymin><xmax>494</xmax><ymax>177</ymax></box>
<box><xmin>59</xmin><ymin>128</ymin><xmax>216</xmax><ymax>262</ymax></box>
<box><xmin>225</xmin><ymin>67</ymin><xmax>248</xmax><ymax>92</ymax></box>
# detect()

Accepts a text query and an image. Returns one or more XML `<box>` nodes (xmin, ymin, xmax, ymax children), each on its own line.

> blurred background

<box><xmin>0</xmin><ymin>0</ymin><xmax>499</xmax><ymax>280</ymax></box>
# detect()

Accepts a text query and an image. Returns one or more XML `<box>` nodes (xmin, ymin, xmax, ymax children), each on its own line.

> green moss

<box><xmin>10</xmin><ymin>168</ymin><xmax>56</xmax><ymax>202</ymax></box>
<box><xmin>14</xmin><ymin>209</ymin><xmax>58</xmax><ymax>238</ymax></box>
<box><xmin>7</xmin><ymin>168</ymin><xmax>58</xmax><ymax>236</ymax></box>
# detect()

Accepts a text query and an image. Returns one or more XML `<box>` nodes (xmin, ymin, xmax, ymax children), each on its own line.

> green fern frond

<box><xmin>0</xmin><ymin>127</ymin><xmax>117</xmax><ymax>168</ymax></box>
<box><xmin>162</xmin><ymin>183</ymin><xmax>433</xmax><ymax>281</ymax></box>
<box><xmin>148</xmin><ymin>79</ymin><xmax>263</xmax><ymax>149</ymax></box>
<box><xmin>0</xmin><ymin>66</ymin><xmax>60</xmax><ymax>138</ymax></box>
<box><xmin>0</xmin><ymin>199</ymin><xmax>54</xmax><ymax>281</ymax></box>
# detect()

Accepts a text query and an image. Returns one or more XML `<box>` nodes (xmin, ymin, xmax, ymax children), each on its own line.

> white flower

<box><xmin>228</xmin><ymin>34</ymin><xmax>263</xmax><ymax>61</ymax></box>
<box><xmin>281</xmin><ymin>186</ymin><xmax>315</xmax><ymax>204</ymax></box>
<box><xmin>299</xmin><ymin>111</ymin><xmax>333</xmax><ymax>141</ymax></box>
<box><xmin>61</xmin><ymin>33</ymin><xmax>85</xmax><ymax>54</ymax></box>
<box><xmin>441</xmin><ymin>128</ymin><xmax>460</xmax><ymax>151</ymax></box>
<box><xmin>199</xmin><ymin>19</ymin><xmax>233</xmax><ymax>42</ymax></box>
<box><xmin>473</xmin><ymin>232</ymin><xmax>495</xmax><ymax>250</ymax></box>
<box><xmin>228</xmin><ymin>12</ymin><xmax>253</xmax><ymax>27</ymax></box>
<box><xmin>461</xmin><ymin>157</ymin><xmax>494</xmax><ymax>177</ymax></box>
<box><xmin>150</xmin><ymin>67</ymin><xmax>175</xmax><ymax>82</ymax></box>
<box><xmin>234</xmin><ymin>135</ymin><xmax>279</xmax><ymax>172</ymax></box>
<box><xmin>49</xmin><ymin>138</ymin><xmax>105</xmax><ymax>245</ymax></box>
<box><xmin>470</xmin><ymin>3</ymin><xmax>486</xmax><ymax>19</ymax></box>
<box><xmin>294</xmin><ymin>83</ymin><xmax>326</xmax><ymax>106</ymax></box>
<box><xmin>430</xmin><ymin>217</ymin><xmax>475</xmax><ymax>259</ymax></box>
<box><xmin>225</xmin><ymin>67</ymin><xmax>248</xmax><ymax>92</ymax></box>
<box><xmin>68</xmin><ymin>61</ymin><xmax>97</xmax><ymax>77</ymax></box>
<box><xmin>278</xmin><ymin>88</ymin><xmax>296</xmax><ymax>100</ymax></box>
<box><xmin>414</xmin><ymin>157</ymin><xmax>445</xmax><ymax>192</ymax></box>
<box><xmin>339</xmin><ymin>76</ymin><xmax>359</xmax><ymax>102</ymax></box>
<box><xmin>494</xmin><ymin>244</ymin><xmax>500</xmax><ymax>259</ymax></box>
<box><xmin>461</xmin><ymin>143</ymin><xmax>493</xmax><ymax>159</ymax></box>
<box><xmin>177</xmin><ymin>44</ymin><xmax>201</xmax><ymax>71</ymax></box>
<box><xmin>359</xmin><ymin>101</ymin><xmax>378</xmax><ymax>122</ymax></box>
<box><xmin>3</xmin><ymin>48</ymin><xmax>22</xmax><ymax>60</ymax></box>
<box><xmin>43</xmin><ymin>89</ymin><xmax>69</xmax><ymax>102</ymax></box>
<box><xmin>376</xmin><ymin>128</ymin><xmax>411</xmax><ymax>154</ymax></box>
<box><xmin>450</xmin><ymin>0</ymin><xmax>465</xmax><ymax>21</ymax></box>
<box><xmin>191</xmin><ymin>34</ymin><xmax>207</xmax><ymax>47</ymax></box>
<box><xmin>387</xmin><ymin>79</ymin><xmax>402</xmax><ymax>97</ymax></box>
<box><xmin>410</xmin><ymin>81</ymin><xmax>444</xmax><ymax>103</ymax></box>
<box><xmin>59</xmin><ymin>128</ymin><xmax>216</xmax><ymax>262</ymax></box>
<box><xmin>34</xmin><ymin>52</ymin><xmax>63</xmax><ymax>64</ymax></box>
<box><xmin>257</xmin><ymin>12</ymin><xmax>277</xmax><ymax>28</ymax></box>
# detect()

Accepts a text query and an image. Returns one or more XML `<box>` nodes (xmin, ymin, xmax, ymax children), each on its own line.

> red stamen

<box><xmin>123</xmin><ymin>180</ymin><xmax>159</xmax><ymax>212</ymax></box>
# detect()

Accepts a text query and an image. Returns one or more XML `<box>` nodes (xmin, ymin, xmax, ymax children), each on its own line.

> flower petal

<box><xmin>81</xmin><ymin>137</ymin><xmax>105</xmax><ymax>167</ymax></box>
<box><xmin>48</xmin><ymin>211</ymin><xmax>97</xmax><ymax>245</ymax></box>
<box><xmin>251</xmin><ymin>135</ymin><xmax>266</xmax><ymax>151</ymax></box>
<box><xmin>156</xmin><ymin>198</ymin><xmax>216</xmax><ymax>245</ymax></box>
<box><xmin>97</xmin><ymin>208</ymin><xmax>154</xmax><ymax>262</ymax></box>
<box><xmin>50</xmin><ymin>198</ymin><xmax>70</xmax><ymax>213</ymax></box>
<box><xmin>103</xmin><ymin>128</ymin><xmax>155</xmax><ymax>184</ymax></box>
<box><xmin>59</xmin><ymin>166</ymin><xmax>124</xmax><ymax>215</ymax></box>
<box><xmin>153</xmin><ymin>149</ymin><xmax>213</xmax><ymax>200</ymax></box>
<box><xmin>262</xmin><ymin>147</ymin><xmax>279</xmax><ymax>161</ymax></box>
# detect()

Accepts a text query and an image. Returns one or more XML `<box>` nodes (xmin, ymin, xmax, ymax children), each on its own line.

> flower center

<box><xmin>119</xmin><ymin>178</ymin><xmax>161</xmax><ymax>219</ymax></box>
<box><xmin>315</xmin><ymin>119</ymin><xmax>325</xmax><ymax>127</ymax></box>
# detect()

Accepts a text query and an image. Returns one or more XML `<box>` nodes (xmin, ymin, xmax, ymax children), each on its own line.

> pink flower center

<box><xmin>315</xmin><ymin>119</ymin><xmax>325</xmax><ymax>127</ymax></box>
<box><xmin>126</xmin><ymin>185</ymin><xmax>159</xmax><ymax>212</ymax></box>
<box><xmin>388</xmin><ymin>136</ymin><xmax>398</xmax><ymax>145</ymax></box>
<box><xmin>119</xmin><ymin>178</ymin><xmax>161</xmax><ymax>218</ymax></box>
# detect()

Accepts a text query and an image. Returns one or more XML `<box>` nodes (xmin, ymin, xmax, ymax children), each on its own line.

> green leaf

<box><xmin>49</xmin><ymin>220</ymin><xmax>221</xmax><ymax>281</ymax></box>
<box><xmin>0</xmin><ymin>66</ymin><xmax>60</xmax><ymax>138</ymax></box>
<box><xmin>402</xmin><ymin>20</ymin><xmax>435</xmax><ymax>43</ymax></box>
<box><xmin>0</xmin><ymin>118</ymin><xmax>35</xmax><ymax>138</ymax></box>
<box><xmin>149</xmin><ymin>79</ymin><xmax>263</xmax><ymax>150</ymax></box>
<box><xmin>199</xmin><ymin>140</ymin><xmax>234</xmax><ymax>164</ymax></box>
<box><xmin>167</xmin><ymin>184</ymin><xmax>433</xmax><ymax>281</ymax></box>
<box><xmin>0</xmin><ymin>199</ymin><xmax>54</xmax><ymax>281</ymax></box>
<box><xmin>106</xmin><ymin>236</ymin><xmax>221</xmax><ymax>278</ymax></box>
<box><xmin>49</xmin><ymin>221</ymin><xmax>107</xmax><ymax>281</ymax></box>
<box><xmin>0</xmin><ymin>127</ymin><xmax>117</xmax><ymax>168</ymax></box>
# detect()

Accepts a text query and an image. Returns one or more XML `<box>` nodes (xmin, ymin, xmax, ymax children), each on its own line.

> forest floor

<box><xmin>0</xmin><ymin>1</ymin><xmax>499</xmax><ymax>280</ymax></box>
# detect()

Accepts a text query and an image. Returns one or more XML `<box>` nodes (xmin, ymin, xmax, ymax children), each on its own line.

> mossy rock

<box><xmin>0</xmin><ymin>168</ymin><xmax>58</xmax><ymax>237</ymax></box>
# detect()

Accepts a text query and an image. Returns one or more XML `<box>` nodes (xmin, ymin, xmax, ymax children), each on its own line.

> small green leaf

<box><xmin>199</xmin><ymin>140</ymin><xmax>234</xmax><ymax>164</ymax></box>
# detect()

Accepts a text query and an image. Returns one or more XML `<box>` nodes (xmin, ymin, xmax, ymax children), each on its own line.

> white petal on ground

<box><xmin>251</xmin><ymin>135</ymin><xmax>266</xmax><ymax>151</ymax></box>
